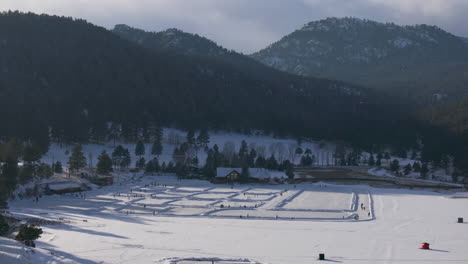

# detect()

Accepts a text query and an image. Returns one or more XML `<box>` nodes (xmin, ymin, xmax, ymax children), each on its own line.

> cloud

<box><xmin>1</xmin><ymin>0</ymin><xmax>467</xmax><ymax>53</ymax></box>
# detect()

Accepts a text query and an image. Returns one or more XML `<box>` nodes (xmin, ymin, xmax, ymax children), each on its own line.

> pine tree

<box><xmin>152</xmin><ymin>158</ymin><xmax>161</xmax><ymax>172</ymax></box>
<box><xmin>304</xmin><ymin>148</ymin><xmax>312</xmax><ymax>155</ymax></box>
<box><xmin>266</xmin><ymin>154</ymin><xmax>279</xmax><ymax>170</ymax></box>
<box><xmin>186</xmin><ymin>129</ymin><xmax>195</xmax><ymax>145</ymax></box>
<box><xmin>421</xmin><ymin>163</ymin><xmax>429</xmax><ymax>179</ymax></box>
<box><xmin>120</xmin><ymin>149</ymin><xmax>131</xmax><ymax>168</ymax></box>
<box><xmin>191</xmin><ymin>156</ymin><xmax>199</xmax><ymax>167</ymax></box>
<box><xmin>197</xmin><ymin>129</ymin><xmax>210</xmax><ymax>147</ymax></box>
<box><xmin>241</xmin><ymin>166</ymin><xmax>249</xmax><ymax>180</ymax></box>
<box><xmin>54</xmin><ymin>161</ymin><xmax>63</xmax><ymax>173</ymax></box>
<box><xmin>36</xmin><ymin>163</ymin><xmax>53</xmax><ymax>179</ymax></box>
<box><xmin>376</xmin><ymin>157</ymin><xmax>382</xmax><ymax>167</ymax></box>
<box><xmin>112</xmin><ymin>145</ymin><xmax>125</xmax><ymax>168</ymax></box>
<box><xmin>144</xmin><ymin>160</ymin><xmax>155</xmax><ymax>174</ymax></box>
<box><xmin>15</xmin><ymin>224</ymin><xmax>43</xmax><ymax>247</ymax></box>
<box><xmin>404</xmin><ymin>163</ymin><xmax>412</xmax><ymax>175</ymax></box>
<box><xmin>0</xmin><ymin>215</ymin><xmax>9</xmax><ymax>236</ymax></box>
<box><xmin>390</xmin><ymin>159</ymin><xmax>400</xmax><ymax>172</ymax></box>
<box><xmin>368</xmin><ymin>153</ymin><xmax>375</xmax><ymax>166</ymax></box>
<box><xmin>96</xmin><ymin>151</ymin><xmax>113</xmax><ymax>175</ymax></box>
<box><xmin>413</xmin><ymin>162</ymin><xmax>421</xmax><ymax>172</ymax></box>
<box><xmin>68</xmin><ymin>145</ymin><xmax>86</xmax><ymax>172</ymax></box>
<box><xmin>22</xmin><ymin>143</ymin><xmax>41</xmax><ymax>163</ymax></box>
<box><xmin>151</xmin><ymin>140</ymin><xmax>163</xmax><ymax>156</ymax></box>
<box><xmin>384</xmin><ymin>152</ymin><xmax>391</xmax><ymax>160</ymax></box>
<box><xmin>255</xmin><ymin>156</ymin><xmax>266</xmax><ymax>168</ymax></box>
<box><xmin>135</xmin><ymin>140</ymin><xmax>145</xmax><ymax>156</ymax></box>
<box><xmin>239</xmin><ymin>140</ymin><xmax>248</xmax><ymax>158</ymax></box>
<box><xmin>295</xmin><ymin>147</ymin><xmax>303</xmax><ymax>155</ymax></box>
<box><xmin>247</xmin><ymin>148</ymin><xmax>257</xmax><ymax>167</ymax></box>
<box><xmin>136</xmin><ymin>157</ymin><xmax>146</xmax><ymax>170</ymax></box>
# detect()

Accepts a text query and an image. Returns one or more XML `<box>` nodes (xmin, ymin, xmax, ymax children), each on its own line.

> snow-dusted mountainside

<box><xmin>252</xmin><ymin>17</ymin><xmax>468</xmax><ymax>101</ymax></box>
<box><xmin>113</xmin><ymin>24</ymin><xmax>228</xmax><ymax>57</ymax></box>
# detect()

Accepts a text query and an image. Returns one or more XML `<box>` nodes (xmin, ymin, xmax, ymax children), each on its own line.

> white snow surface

<box><xmin>4</xmin><ymin>173</ymin><xmax>468</xmax><ymax>264</ymax></box>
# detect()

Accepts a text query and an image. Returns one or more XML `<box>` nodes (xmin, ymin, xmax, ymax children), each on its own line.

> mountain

<box><xmin>252</xmin><ymin>17</ymin><xmax>468</xmax><ymax>102</ymax></box>
<box><xmin>112</xmin><ymin>24</ymin><xmax>285</xmax><ymax>78</ymax></box>
<box><xmin>113</xmin><ymin>24</ymin><xmax>228</xmax><ymax>57</ymax></box>
<box><xmin>0</xmin><ymin>11</ymin><xmax>416</xmax><ymax>150</ymax></box>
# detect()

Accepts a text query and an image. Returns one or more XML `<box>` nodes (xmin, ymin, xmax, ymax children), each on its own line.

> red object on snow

<box><xmin>420</xmin><ymin>243</ymin><xmax>430</xmax><ymax>250</ymax></box>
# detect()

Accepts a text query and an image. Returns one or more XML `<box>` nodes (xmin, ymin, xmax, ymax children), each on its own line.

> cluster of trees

<box><xmin>202</xmin><ymin>140</ymin><xmax>294</xmax><ymax>179</ymax></box>
<box><xmin>0</xmin><ymin>140</ymin><xmax>55</xmax><ymax>208</ymax></box>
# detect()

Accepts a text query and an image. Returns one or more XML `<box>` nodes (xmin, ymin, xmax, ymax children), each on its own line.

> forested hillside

<box><xmin>0</xmin><ymin>11</ymin><xmax>418</xmax><ymax>150</ymax></box>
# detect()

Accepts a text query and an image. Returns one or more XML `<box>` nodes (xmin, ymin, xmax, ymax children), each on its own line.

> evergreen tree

<box><xmin>160</xmin><ymin>162</ymin><xmax>167</xmax><ymax>173</ymax></box>
<box><xmin>152</xmin><ymin>158</ymin><xmax>161</xmax><ymax>172</ymax></box>
<box><xmin>54</xmin><ymin>161</ymin><xmax>63</xmax><ymax>173</ymax></box>
<box><xmin>255</xmin><ymin>156</ymin><xmax>266</xmax><ymax>168</ymax></box>
<box><xmin>36</xmin><ymin>163</ymin><xmax>53</xmax><ymax>179</ymax></box>
<box><xmin>175</xmin><ymin>162</ymin><xmax>189</xmax><ymax>177</ymax></box>
<box><xmin>112</xmin><ymin>145</ymin><xmax>125</xmax><ymax>168</ymax></box>
<box><xmin>368</xmin><ymin>153</ymin><xmax>376</xmax><ymax>166</ymax></box>
<box><xmin>300</xmin><ymin>155</ymin><xmax>313</xmax><ymax>166</ymax></box>
<box><xmin>120</xmin><ymin>149</ymin><xmax>131</xmax><ymax>168</ymax></box>
<box><xmin>22</xmin><ymin>143</ymin><xmax>41</xmax><ymax>163</ymax></box>
<box><xmin>281</xmin><ymin>160</ymin><xmax>294</xmax><ymax>179</ymax></box>
<box><xmin>384</xmin><ymin>152</ymin><xmax>391</xmax><ymax>160</ymax></box>
<box><xmin>247</xmin><ymin>148</ymin><xmax>257</xmax><ymax>167</ymax></box>
<box><xmin>376</xmin><ymin>157</ymin><xmax>382</xmax><ymax>167</ymax></box>
<box><xmin>404</xmin><ymin>163</ymin><xmax>412</xmax><ymax>175</ymax></box>
<box><xmin>240</xmin><ymin>166</ymin><xmax>250</xmax><ymax>181</ymax></box>
<box><xmin>203</xmin><ymin>150</ymin><xmax>216</xmax><ymax>178</ymax></box>
<box><xmin>166</xmin><ymin>161</ymin><xmax>175</xmax><ymax>173</ymax></box>
<box><xmin>186</xmin><ymin>129</ymin><xmax>195</xmax><ymax>145</ymax></box>
<box><xmin>135</xmin><ymin>140</ymin><xmax>145</xmax><ymax>156</ymax></box>
<box><xmin>390</xmin><ymin>159</ymin><xmax>400</xmax><ymax>172</ymax></box>
<box><xmin>295</xmin><ymin>147</ymin><xmax>303</xmax><ymax>155</ymax></box>
<box><xmin>15</xmin><ymin>224</ymin><xmax>43</xmax><ymax>247</ymax></box>
<box><xmin>136</xmin><ymin>157</ymin><xmax>146</xmax><ymax>170</ymax></box>
<box><xmin>151</xmin><ymin>140</ymin><xmax>163</xmax><ymax>156</ymax></box>
<box><xmin>238</xmin><ymin>140</ymin><xmax>248</xmax><ymax>158</ymax></box>
<box><xmin>19</xmin><ymin>165</ymin><xmax>35</xmax><ymax>184</ymax></box>
<box><xmin>413</xmin><ymin>162</ymin><xmax>421</xmax><ymax>172</ymax></box>
<box><xmin>68</xmin><ymin>145</ymin><xmax>86</xmax><ymax>172</ymax></box>
<box><xmin>266</xmin><ymin>154</ymin><xmax>279</xmax><ymax>170</ymax></box>
<box><xmin>96</xmin><ymin>151</ymin><xmax>113</xmax><ymax>175</ymax></box>
<box><xmin>377</xmin><ymin>152</ymin><xmax>383</xmax><ymax>160</ymax></box>
<box><xmin>421</xmin><ymin>163</ymin><xmax>429</xmax><ymax>179</ymax></box>
<box><xmin>144</xmin><ymin>159</ymin><xmax>155</xmax><ymax>174</ymax></box>
<box><xmin>304</xmin><ymin>148</ymin><xmax>312</xmax><ymax>155</ymax></box>
<box><xmin>0</xmin><ymin>156</ymin><xmax>18</xmax><ymax>208</ymax></box>
<box><xmin>191</xmin><ymin>156</ymin><xmax>199</xmax><ymax>167</ymax></box>
<box><xmin>197</xmin><ymin>129</ymin><xmax>210</xmax><ymax>147</ymax></box>
<box><xmin>0</xmin><ymin>215</ymin><xmax>9</xmax><ymax>236</ymax></box>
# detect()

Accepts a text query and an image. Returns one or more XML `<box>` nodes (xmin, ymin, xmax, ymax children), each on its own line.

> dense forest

<box><xmin>0</xmin><ymin>11</ymin><xmax>420</xmax><ymax>148</ymax></box>
<box><xmin>0</xmin><ymin>11</ymin><xmax>467</xmax><ymax>200</ymax></box>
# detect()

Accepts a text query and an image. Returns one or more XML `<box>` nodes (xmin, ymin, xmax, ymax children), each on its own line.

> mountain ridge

<box><xmin>251</xmin><ymin>17</ymin><xmax>468</xmax><ymax>102</ymax></box>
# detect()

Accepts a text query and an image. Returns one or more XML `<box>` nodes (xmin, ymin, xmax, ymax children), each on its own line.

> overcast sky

<box><xmin>2</xmin><ymin>0</ymin><xmax>468</xmax><ymax>53</ymax></box>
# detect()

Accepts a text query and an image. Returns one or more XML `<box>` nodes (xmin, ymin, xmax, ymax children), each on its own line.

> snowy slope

<box><xmin>7</xmin><ymin>174</ymin><xmax>468</xmax><ymax>264</ymax></box>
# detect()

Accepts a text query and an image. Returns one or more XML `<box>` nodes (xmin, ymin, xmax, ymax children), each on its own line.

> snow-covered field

<box><xmin>3</xmin><ymin>174</ymin><xmax>468</xmax><ymax>264</ymax></box>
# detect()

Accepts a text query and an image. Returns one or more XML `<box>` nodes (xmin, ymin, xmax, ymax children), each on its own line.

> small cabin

<box><xmin>216</xmin><ymin>168</ymin><xmax>241</xmax><ymax>181</ymax></box>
